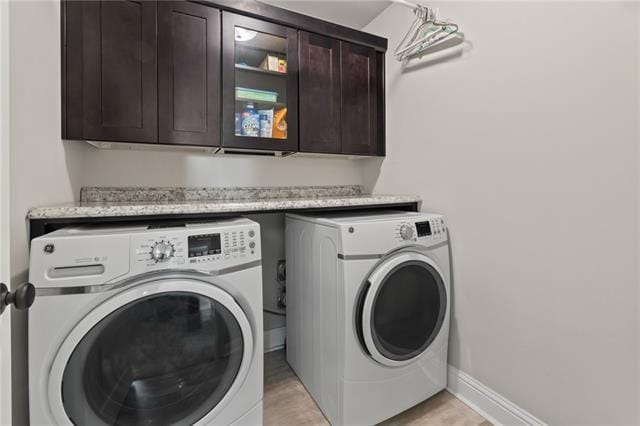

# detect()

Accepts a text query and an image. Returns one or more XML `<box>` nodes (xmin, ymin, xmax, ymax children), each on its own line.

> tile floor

<box><xmin>263</xmin><ymin>350</ymin><xmax>491</xmax><ymax>425</ymax></box>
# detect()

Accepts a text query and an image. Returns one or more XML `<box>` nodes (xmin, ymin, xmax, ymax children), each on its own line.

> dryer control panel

<box><xmin>395</xmin><ymin>216</ymin><xmax>447</xmax><ymax>243</ymax></box>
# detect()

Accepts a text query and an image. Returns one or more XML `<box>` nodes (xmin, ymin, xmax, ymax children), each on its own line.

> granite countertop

<box><xmin>28</xmin><ymin>186</ymin><xmax>421</xmax><ymax>219</ymax></box>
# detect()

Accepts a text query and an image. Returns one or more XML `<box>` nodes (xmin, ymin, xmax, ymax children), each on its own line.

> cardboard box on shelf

<box><xmin>260</xmin><ymin>54</ymin><xmax>286</xmax><ymax>73</ymax></box>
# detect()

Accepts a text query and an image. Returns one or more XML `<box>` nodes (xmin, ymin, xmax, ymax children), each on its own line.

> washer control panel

<box><xmin>134</xmin><ymin>235</ymin><xmax>182</xmax><ymax>266</ymax></box>
<box><xmin>131</xmin><ymin>219</ymin><xmax>260</xmax><ymax>273</ymax></box>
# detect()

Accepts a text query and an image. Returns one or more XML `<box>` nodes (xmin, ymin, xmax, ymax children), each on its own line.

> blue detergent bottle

<box><xmin>241</xmin><ymin>103</ymin><xmax>260</xmax><ymax>137</ymax></box>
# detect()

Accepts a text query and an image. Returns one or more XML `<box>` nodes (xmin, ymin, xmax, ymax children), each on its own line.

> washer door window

<box><xmin>358</xmin><ymin>252</ymin><xmax>447</xmax><ymax>367</ymax></box>
<box><xmin>49</xmin><ymin>280</ymin><xmax>253</xmax><ymax>426</ymax></box>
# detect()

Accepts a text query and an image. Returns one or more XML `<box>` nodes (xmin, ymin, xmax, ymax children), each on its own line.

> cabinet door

<box><xmin>158</xmin><ymin>2</ymin><xmax>220</xmax><ymax>146</ymax></box>
<box><xmin>299</xmin><ymin>32</ymin><xmax>341</xmax><ymax>154</ymax></box>
<box><xmin>222</xmin><ymin>12</ymin><xmax>298</xmax><ymax>152</ymax></box>
<box><xmin>82</xmin><ymin>1</ymin><xmax>157</xmax><ymax>143</ymax></box>
<box><xmin>340</xmin><ymin>41</ymin><xmax>382</xmax><ymax>156</ymax></box>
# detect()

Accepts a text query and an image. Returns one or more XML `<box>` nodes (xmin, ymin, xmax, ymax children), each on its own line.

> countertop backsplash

<box><xmin>80</xmin><ymin>185</ymin><xmax>366</xmax><ymax>203</ymax></box>
<box><xmin>28</xmin><ymin>186</ymin><xmax>421</xmax><ymax>219</ymax></box>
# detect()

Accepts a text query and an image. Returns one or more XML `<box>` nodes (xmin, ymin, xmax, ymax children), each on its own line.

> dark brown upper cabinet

<box><xmin>62</xmin><ymin>1</ymin><xmax>158</xmax><ymax>143</ymax></box>
<box><xmin>158</xmin><ymin>2</ymin><xmax>221</xmax><ymax>146</ymax></box>
<box><xmin>62</xmin><ymin>0</ymin><xmax>386</xmax><ymax>156</ymax></box>
<box><xmin>221</xmin><ymin>12</ymin><xmax>299</xmax><ymax>152</ymax></box>
<box><xmin>299</xmin><ymin>34</ymin><xmax>384</xmax><ymax>157</ymax></box>
<box><xmin>299</xmin><ymin>32</ymin><xmax>341</xmax><ymax>154</ymax></box>
<box><xmin>340</xmin><ymin>42</ymin><xmax>383</xmax><ymax>156</ymax></box>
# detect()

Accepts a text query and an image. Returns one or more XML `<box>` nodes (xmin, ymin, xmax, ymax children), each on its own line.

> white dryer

<box><xmin>286</xmin><ymin>211</ymin><xmax>450</xmax><ymax>425</ymax></box>
<box><xmin>28</xmin><ymin>218</ymin><xmax>263</xmax><ymax>425</ymax></box>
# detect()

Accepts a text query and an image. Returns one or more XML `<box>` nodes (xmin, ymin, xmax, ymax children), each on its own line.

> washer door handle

<box><xmin>0</xmin><ymin>282</ymin><xmax>35</xmax><ymax>315</ymax></box>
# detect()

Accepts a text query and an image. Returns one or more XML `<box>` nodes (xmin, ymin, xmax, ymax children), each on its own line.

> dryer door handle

<box><xmin>0</xmin><ymin>282</ymin><xmax>35</xmax><ymax>315</ymax></box>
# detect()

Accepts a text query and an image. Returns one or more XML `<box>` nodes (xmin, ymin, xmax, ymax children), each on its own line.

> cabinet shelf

<box><xmin>235</xmin><ymin>63</ymin><xmax>286</xmax><ymax>77</ymax></box>
<box><xmin>236</xmin><ymin>43</ymin><xmax>286</xmax><ymax>56</ymax></box>
<box><xmin>235</xmin><ymin>98</ymin><xmax>286</xmax><ymax>108</ymax></box>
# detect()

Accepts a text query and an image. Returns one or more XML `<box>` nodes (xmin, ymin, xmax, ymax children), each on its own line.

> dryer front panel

<box><xmin>356</xmin><ymin>251</ymin><xmax>447</xmax><ymax>367</ymax></box>
<box><xmin>47</xmin><ymin>279</ymin><xmax>254</xmax><ymax>426</ymax></box>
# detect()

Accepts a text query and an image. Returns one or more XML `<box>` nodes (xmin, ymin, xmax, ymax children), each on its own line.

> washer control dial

<box><xmin>399</xmin><ymin>224</ymin><xmax>415</xmax><ymax>241</ymax></box>
<box><xmin>151</xmin><ymin>241</ymin><xmax>174</xmax><ymax>262</ymax></box>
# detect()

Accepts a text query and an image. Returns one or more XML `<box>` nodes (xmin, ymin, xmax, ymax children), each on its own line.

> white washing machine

<box><xmin>28</xmin><ymin>218</ymin><xmax>263</xmax><ymax>425</ymax></box>
<box><xmin>286</xmin><ymin>211</ymin><xmax>450</xmax><ymax>425</ymax></box>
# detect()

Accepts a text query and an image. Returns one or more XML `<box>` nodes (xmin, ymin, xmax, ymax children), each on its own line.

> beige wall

<box><xmin>9</xmin><ymin>1</ymin><xmax>83</xmax><ymax>284</ymax></box>
<box><xmin>363</xmin><ymin>2</ymin><xmax>639</xmax><ymax>423</ymax></box>
<box><xmin>1</xmin><ymin>1</ymin><xmax>12</xmax><ymax>424</ymax></box>
<box><xmin>9</xmin><ymin>3</ymin><xmax>84</xmax><ymax>422</ymax></box>
<box><xmin>637</xmin><ymin>10</ymin><xmax>640</xmax><ymax>420</ymax></box>
<box><xmin>78</xmin><ymin>147</ymin><xmax>362</xmax><ymax>188</ymax></box>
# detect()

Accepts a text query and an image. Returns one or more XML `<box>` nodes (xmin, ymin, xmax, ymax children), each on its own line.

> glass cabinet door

<box><xmin>222</xmin><ymin>12</ymin><xmax>298</xmax><ymax>152</ymax></box>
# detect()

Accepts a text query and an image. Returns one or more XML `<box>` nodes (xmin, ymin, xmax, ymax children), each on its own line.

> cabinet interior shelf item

<box><xmin>235</xmin><ymin>63</ymin><xmax>286</xmax><ymax>77</ymax></box>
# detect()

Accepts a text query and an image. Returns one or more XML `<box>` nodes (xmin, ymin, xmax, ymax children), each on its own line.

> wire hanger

<box><xmin>393</xmin><ymin>1</ymin><xmax>460</xmax><ymax>62</ymax></box>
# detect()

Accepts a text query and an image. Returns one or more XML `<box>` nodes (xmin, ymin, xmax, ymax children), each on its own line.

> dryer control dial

<box><xmin>399</xmin><ymin>224</ymin><xmax>415</xmax><ymax>241</ymax></box>
<box><xmin>151</xmin><ymin>241</ymin><xmax>174</xmax><ymax>262</ymax></box>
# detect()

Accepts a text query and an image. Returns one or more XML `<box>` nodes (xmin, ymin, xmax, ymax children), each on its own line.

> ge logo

<box><xmin>43</xmin><ymin>244</ymin><xmax>55</xmax><ymax>254</ymax></box>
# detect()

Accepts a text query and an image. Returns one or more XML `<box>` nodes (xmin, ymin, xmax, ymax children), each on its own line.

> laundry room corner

<box><xmin>4</xmin><ymin>0</ymin><xmax>640</xmax><ymax>424</ymax></box>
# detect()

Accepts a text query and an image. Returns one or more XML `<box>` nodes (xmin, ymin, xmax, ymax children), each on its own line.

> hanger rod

<box><xmin>390</xmin><ymin>0</ymin><xmax>423</xmax><ymax>10</ymax></box>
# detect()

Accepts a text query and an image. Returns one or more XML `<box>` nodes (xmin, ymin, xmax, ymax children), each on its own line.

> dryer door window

<box><xmin>357</xmin><ymin>252</ymin><xmax>447</xmax><ymax>367</ymax></box>
<box><xmin>55</xmin><ymin>283</ymin><xmax>252</xmax><ymax>426</ymax></box>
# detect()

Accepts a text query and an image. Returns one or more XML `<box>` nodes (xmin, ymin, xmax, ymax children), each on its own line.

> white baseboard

<box><xmin>447</xmin><ymin>365</ymin><xmax>546</xmax><ymax>426</ymax></box>
<box><xmin>264</xmin><ymin>326</ymin><xmax>286</xmax><ymax>353</ymax></box>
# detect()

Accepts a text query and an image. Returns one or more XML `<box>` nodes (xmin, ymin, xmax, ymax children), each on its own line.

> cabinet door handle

<box><xmin>0</xmin><ymin>282</ymin><xmax>35</xmax><ymax>315</ymax></box>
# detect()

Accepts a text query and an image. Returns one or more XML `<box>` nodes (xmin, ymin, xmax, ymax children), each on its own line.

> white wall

<box><xmin>9</xmin><ymin>3</ymin><xmax>85</xmax><ymax>423</ymax></box>
<box><xmin>363</xmin><ymin>2</ymin><xmax>639</xmax><ymax>424</ymax></box>
<box><xmin>78</xmin><ymin>147</ymin><xmax>361</xmax><ymax>188</ymax></box>
<box><xmin>262</xmin><ymin>0</ymin><xmax>389</xmax><ymax>30</ymax></box>
<box><xmin>10</xmin><ymin>1</ymin><xmax>84</xmax><ymax>283</ymax></box>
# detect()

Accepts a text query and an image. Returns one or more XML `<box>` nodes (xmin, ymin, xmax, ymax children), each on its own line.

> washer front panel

<box><xmin>47</xmin><ymin>279</ymin><xmax>254</xmax><ymax>426</ymax></box>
